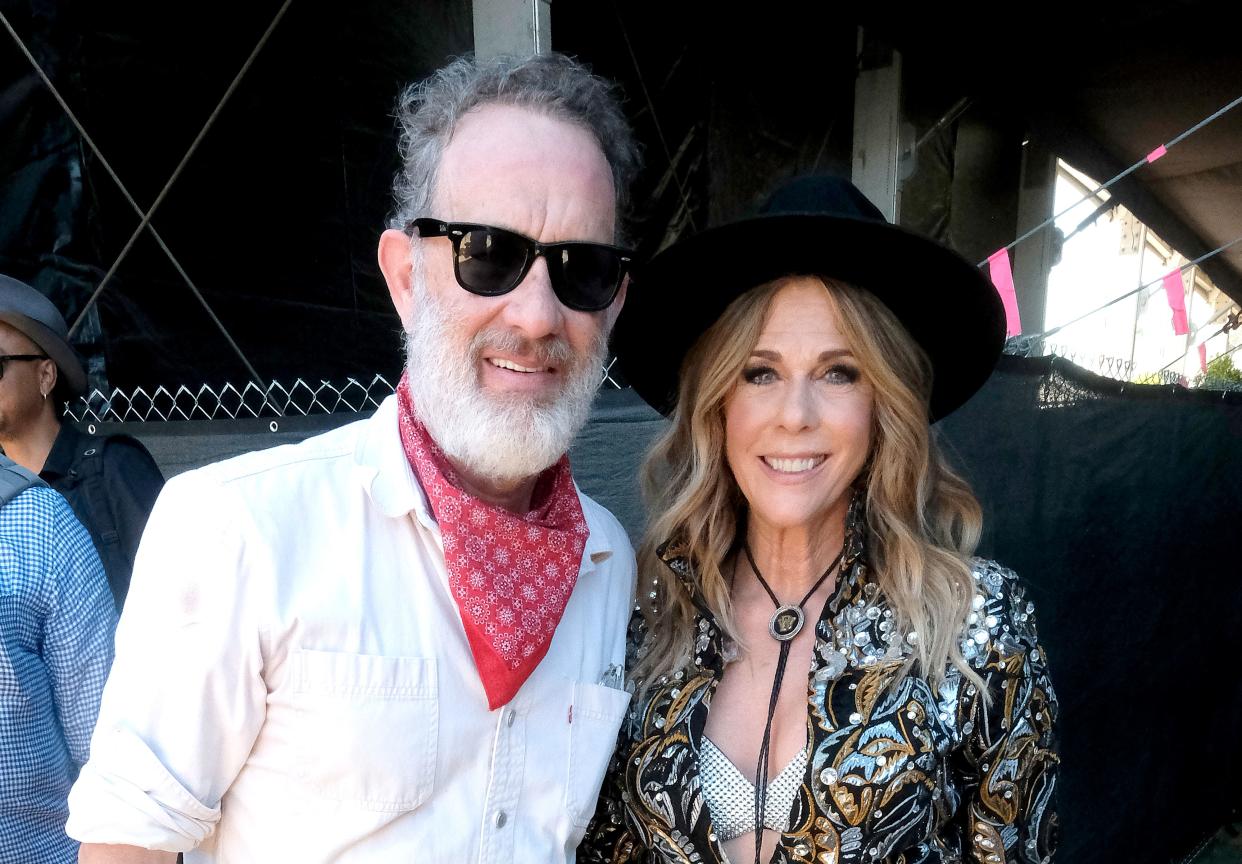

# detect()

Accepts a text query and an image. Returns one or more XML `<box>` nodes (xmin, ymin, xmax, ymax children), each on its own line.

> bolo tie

<box><xmin>740</xmin><ymin>542</ymin><xmax>845</xmax><ymax>864</ymax></box>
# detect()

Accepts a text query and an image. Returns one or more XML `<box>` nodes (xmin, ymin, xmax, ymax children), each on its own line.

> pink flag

<box><xmin>1146</xmin><ymin>144</ymin><xmax>1168</xmax><ymax>163</ymax></box>
<box><xmin>1198</xmin><ymin>342</ymin><xmax>1208</xmax><ymax>373</ymax></box>
<box><xmin>987</xmin><ymin>249</ymin><xmax>1022</xmax><ymax>337</ymax></box>
<box><xmin>1162</xmin><ymin>270</ymin><xmax>1189</xmax><ymax>336</ymax></box>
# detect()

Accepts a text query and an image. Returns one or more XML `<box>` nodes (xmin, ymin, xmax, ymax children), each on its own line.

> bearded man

<box><xmin>68</xmin><ymin>53</ymin><xmax>640</xmax><ymax>863</ymax></box>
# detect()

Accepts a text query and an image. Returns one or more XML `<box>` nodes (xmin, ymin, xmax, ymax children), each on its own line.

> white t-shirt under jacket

<box><xmin>66</xmin><ymin>395</ymin><xmax>636</xmax><ymax>862</ymax></box>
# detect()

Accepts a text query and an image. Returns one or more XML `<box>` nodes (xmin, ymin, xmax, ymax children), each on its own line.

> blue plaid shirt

<box><xmin>1</xmin><ymin>485</ymin><xmax>116</xmax><ymax>864</ymax></box>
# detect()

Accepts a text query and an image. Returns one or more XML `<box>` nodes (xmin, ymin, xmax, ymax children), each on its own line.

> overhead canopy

<box><xmin>878</xmin><ymin>0</ymin><xmax>1242</xmax><ymax>302</ymax></box>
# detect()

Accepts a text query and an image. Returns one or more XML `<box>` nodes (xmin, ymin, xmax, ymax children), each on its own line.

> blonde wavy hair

<box><xmin>631</xmin><ymin>275</ymin><xmax>987</xmax><ymax>695</ymax></box>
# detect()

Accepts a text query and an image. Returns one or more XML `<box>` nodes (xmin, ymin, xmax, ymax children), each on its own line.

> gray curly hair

<box><xmin>389</xmin><ymin>53</ymin><xmax>641</xmax><ymax>242</ymax></box>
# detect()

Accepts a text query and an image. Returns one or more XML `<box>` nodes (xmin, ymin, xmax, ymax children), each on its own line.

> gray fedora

<box><xmin>0</xmin><ymin>275</ymin><xmax>87</xmax><ymax>396</ymax></box>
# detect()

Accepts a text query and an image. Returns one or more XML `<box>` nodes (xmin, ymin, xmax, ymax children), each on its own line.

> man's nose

<box><xmin>499</xmin><ymin>255</ymin><xmax>565</xmax><ymax>339</ymax></box>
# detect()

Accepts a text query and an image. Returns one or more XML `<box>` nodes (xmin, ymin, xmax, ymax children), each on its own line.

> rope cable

<box><xmin>978</xmin><ymin>93</ymin><xmax>1242</xmax><ymax>267</ymax></box>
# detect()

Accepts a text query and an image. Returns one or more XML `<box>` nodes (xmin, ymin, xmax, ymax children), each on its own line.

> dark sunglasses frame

<box><xmin>408</xmin><ymin>218</ymin><xmax>632</xmax><ymax>312</ymax></box>
<box><xmin>0</xmin><ymin>354</ymin><xmax>48</xmax><ymax>380</ymax></box>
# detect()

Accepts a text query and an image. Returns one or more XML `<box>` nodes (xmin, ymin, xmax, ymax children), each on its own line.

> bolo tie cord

<box><xmin>741</xmin><ymin>543</ymin><xmax>845</xmax><ymax>864</ymax></box>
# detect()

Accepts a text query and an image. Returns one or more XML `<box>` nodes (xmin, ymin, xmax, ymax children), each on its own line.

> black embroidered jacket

<box><xmin>579</xmin><ymin>538</ymin><xmax>1059</xmax><ymax>864</ymax></box>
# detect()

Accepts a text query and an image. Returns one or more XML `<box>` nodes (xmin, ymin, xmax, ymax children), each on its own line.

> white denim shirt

<box><xmin>66</xmin><ymin>395</ymin><xmax>636</xmax><ymax>863</ymax></box>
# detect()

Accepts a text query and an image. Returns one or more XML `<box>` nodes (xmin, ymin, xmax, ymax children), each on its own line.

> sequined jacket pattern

<box><xmin>579</xmin><ymin>544</ymin><xmax>1059</xmax><ymax>864</ymax></box>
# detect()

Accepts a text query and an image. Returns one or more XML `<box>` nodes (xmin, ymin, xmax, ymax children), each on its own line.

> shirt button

<box><xmin>506</xmin><ymin>709</ymin><xmax>516</xmax><ymax>727</ymax></box>
<box><xmin>495</xmin><ymin>810</ymin><xmax>508</xmax><ymax>828</ymax></box>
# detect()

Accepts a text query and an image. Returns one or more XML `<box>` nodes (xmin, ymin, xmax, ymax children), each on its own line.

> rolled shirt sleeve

<box><xmin>67</xmin><ymin>470</ymin><xmax>269</xmax><ymax>851</ymax></box>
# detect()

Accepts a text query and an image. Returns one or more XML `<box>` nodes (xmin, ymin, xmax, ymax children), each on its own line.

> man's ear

<box><xmin>378</xmin><ymin>228</ymin><xmax>416</xmax><ymax>324</ymax></box>
<box><xmin>38</xmin><ymin>359</ymin><xmax>57</xmax><ymax>400</ymax></box>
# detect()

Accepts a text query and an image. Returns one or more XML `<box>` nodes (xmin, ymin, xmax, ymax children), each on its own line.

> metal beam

<box><xmin>1013</xmin><ymin>140</ymin><xmax>1057</xmax><ymax>342</ymax></box>
<box><xmin>851</xmin><ymin>31</ymin><xmax>902</xmax><ymax>221</ymax></box>
<box><xmin>473</xmin><ymin>0</ymin><xmax>551</xmax><ymax>58</ymax></box>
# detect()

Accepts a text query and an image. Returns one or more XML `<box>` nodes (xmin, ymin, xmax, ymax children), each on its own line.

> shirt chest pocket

<box><xmin>565</xmin><ymin>680</ymin><xmax>632</xmax><ymax>828</ymax></box>
<box><xmin>290</xmin><ymin>649</ymin><xmax>438</xmax><ymax>812</ymax></box>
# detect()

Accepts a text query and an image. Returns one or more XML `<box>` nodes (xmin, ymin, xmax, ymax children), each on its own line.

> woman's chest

<box><xmin>628</xmin><ymin>660</ymin><xmax>965</xmax><ymax>863</ymax></box>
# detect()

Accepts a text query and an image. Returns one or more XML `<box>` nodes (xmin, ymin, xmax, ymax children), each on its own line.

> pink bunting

<box><xmin>1199</xmin><ymin>342</ymin><xmax>1208</xmax><ymax>374</ymax></box>
<box><xmin>1145</xmin><ymin>144</ymin><xmax>1168</xmax><ymax>163</ymax></box>
<box><xmin>987</xmin><ymin>248</ymin><xmax>1022</xmax><ymax>337</ymax></box>
<box><xmin>1162</xmin><ymin>270</ymin><xmax>1189</xmax><ymax>336</ymax></box>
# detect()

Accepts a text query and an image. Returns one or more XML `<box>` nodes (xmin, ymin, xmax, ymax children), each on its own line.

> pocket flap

<box><xmin>293</xmin><ymin>650</ymin><xmax>436</xmax><ymax>700</ymax></box>
<box><xmin>572</xmin><ymin>680</ymin><xmax>632</xmax><ymax>723</ymax></box>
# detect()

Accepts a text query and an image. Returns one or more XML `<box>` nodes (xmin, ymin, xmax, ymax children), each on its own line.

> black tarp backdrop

<box><xmin>0</xmin><ymin>1</ymin><xmax>109</xmax><ymax>382</ymax></box>
<box><xmin>97</xmin><ymin>356</ymin><xmax>1242</xmax><ymax>864</ymax></box>
<box><xmin>938</xmin><ymin>358</ymin><xmax>1242</xmax><ymax>863</ymax></box>
<box><xmin>0</xmin><ymin>0</ymin><xmax>472</xmax><ymax>390</ymax></box>
<box><xmin>552</xmin><ymin>3</ymin><xmax>860</xmax><ymax>252</ymax></box>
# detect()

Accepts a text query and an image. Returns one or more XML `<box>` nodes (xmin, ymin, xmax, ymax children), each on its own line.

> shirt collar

<box><xmin>352</xmin><ymin>393</ymin><xmax>616</xmax><ymax>576</ymax></box>
<box><xmin>353</xmin><ymin>394</ymin><xmax>437</xmax><ymax>530</ymax></box>
<box><xmin>38</xmin><ymin>423</ymin><xmax>84</xmax><ymax>481</ymax></box>
<box><xmin>578</xmin><ymin>484</ymin><xmax>614</xmax><ymax>575</ymax></box>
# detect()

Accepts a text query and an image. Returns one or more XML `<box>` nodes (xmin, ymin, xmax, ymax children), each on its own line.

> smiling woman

<box><xmin>723</xmin><ymin>279</ymin><xmax>874</xmax><ymax>542</ymax></box>
<box><xmin>579</xmin><ymin>176</ymin><xmax>1060</xmax><ymax>864</ymax></box>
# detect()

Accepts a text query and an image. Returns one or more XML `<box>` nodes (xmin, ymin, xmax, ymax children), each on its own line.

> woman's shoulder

<box><xmin>961</xmin><ymin>557</ymin><xmax>1046</xmax><ymax>663</ymax></box>
<box><xmin>967</xmin><ymin>556</ymin><xmax>1023</xmax><ymax>597</ymax></box>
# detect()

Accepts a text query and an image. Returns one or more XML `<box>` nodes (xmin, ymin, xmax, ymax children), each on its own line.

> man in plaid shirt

<box><xmin>0</xmin><ymin>455</ymin><xmax>116</xmax><ymax>863</ymax></box>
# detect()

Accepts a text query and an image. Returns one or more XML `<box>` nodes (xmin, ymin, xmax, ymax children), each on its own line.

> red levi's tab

<box><xmin>396</xmin><ymin>374</ymin><xmax>589</xmax><ymax>709</ymax></box>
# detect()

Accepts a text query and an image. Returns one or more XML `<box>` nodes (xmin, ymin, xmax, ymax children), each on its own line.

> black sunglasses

<box><xmin>408</xmin><ymin>218</ymin><xmax>632</xmax><ymax>312</ymax></box>
<box><xmin>0</xmin><ymin>354</ymin><xmax>48</xmax><ymax>381</ymax></box>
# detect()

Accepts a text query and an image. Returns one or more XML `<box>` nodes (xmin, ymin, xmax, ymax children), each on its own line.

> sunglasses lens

<box><xmin>455</xmin><ymin>227</ymin><xmax>530</xmax><ymax>295</ymax></box>
<box><xmin>550</xmin><ymin>245</ymin><xmax>624</xmax><ymax>311</ymax></box>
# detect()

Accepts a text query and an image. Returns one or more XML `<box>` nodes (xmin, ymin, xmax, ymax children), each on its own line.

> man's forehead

<box><xmin>443</xmin><ymin>103</ymin><xmax>597</xmax><ymax>158</ymax></box>
<box><xmin>432</xmin><ymin>103</ymin><xmax>616</xmax><ymax>242</ymax></box>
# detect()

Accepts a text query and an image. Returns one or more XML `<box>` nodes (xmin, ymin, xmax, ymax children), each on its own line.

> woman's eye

<box><xmin>742</xmin><ymin>365</ymin><xmax>777</xmax><ymax>385</ymax></box>
<box><xmin>824</xmin><ymin>364</ymin><xmax>861</xmax><ymax>385</ymax></box>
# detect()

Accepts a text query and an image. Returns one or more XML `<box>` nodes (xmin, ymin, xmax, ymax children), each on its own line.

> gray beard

<box><xmin>402</xmin><ymin>277</ymin><xmax>606</xmax><ymax>486</ymax></box>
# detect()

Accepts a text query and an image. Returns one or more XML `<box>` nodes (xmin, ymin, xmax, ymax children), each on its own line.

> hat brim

<box><xmin>614</xmin><ymin>213</ymin><xmax>1005</xmax><ymax>421</ymax></box>
<box><xmin>0</xmin><ymin>311</ymin><xmax>87</xmax><ymax>397</ymax></box>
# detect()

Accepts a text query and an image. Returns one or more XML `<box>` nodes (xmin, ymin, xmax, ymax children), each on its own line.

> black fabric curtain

<box><xmin>101</xmin><ymin>355</ymin><xmax>1242</xmax><ymax>862</ymax></box>
<box><xmin>0</xmin><ymin>0</ymin><xmax>472</xmax><ymax>391</ymax></box>
<box><xmin>940</xmin><ymin>356</ymin><xmax>1242</xmax><ymax>862</ymax></box>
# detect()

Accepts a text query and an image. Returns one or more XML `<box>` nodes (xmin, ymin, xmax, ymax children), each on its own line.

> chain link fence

<box><xmin>64</xmin><ymin>361</ymin><xmax>628</xmax><ymax>423</ymax></box>
<box><xmin>1009</xmin><ymin>339</ymin><xmax>1221</xmax><ymax>388</ymax></box>
<box><xmin>61</xmin><ymin>347</ymin><xmax>1238</xmax><ymax>424</ymax></box>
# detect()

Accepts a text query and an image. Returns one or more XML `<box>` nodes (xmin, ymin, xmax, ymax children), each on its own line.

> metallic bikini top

<box><xmin>699</xmin><ymin>736</ymin><xmax>809</xmax><ymax>842</ymax></box>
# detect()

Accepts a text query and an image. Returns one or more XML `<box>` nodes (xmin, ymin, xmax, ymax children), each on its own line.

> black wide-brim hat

<box><xmin>614</xmin><ymin>175</ymin><xmax>1005</xmax><ymax>421</ymax></box>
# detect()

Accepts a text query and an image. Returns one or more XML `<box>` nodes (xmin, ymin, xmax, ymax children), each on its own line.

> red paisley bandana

<box><xmin>396</xmin><ymin>376</ymin><xmax>589</xmax><ymax>709</ymax></box>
